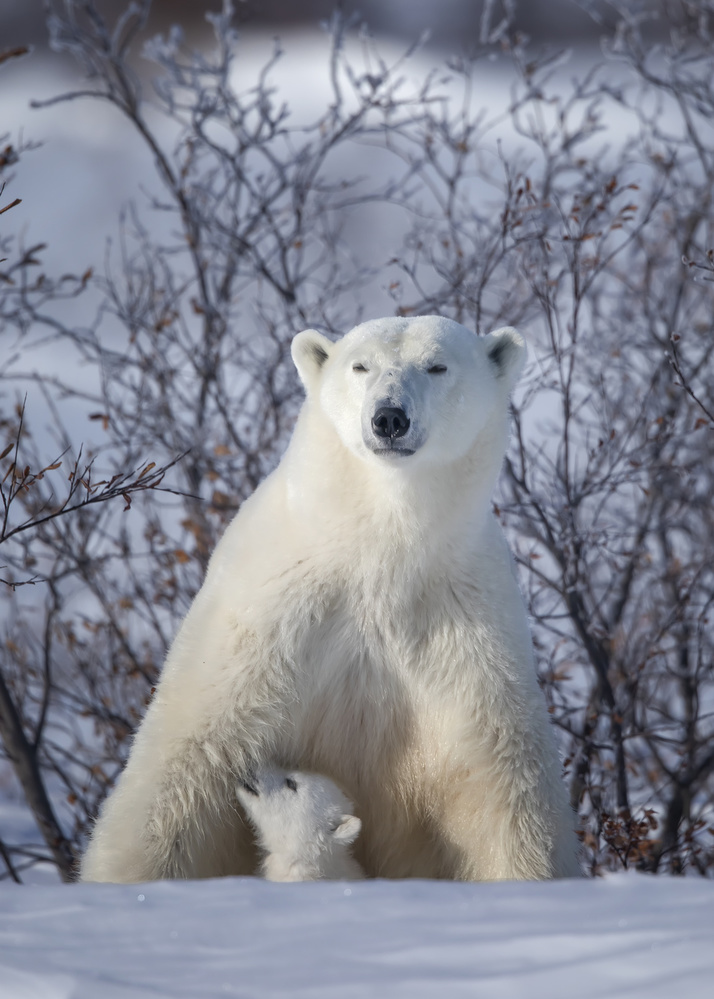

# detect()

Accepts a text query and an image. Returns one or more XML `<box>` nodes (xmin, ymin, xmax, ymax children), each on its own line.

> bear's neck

<box><xmin>285</xmin><ymin>406</ymin><xmax>506</xmax><ymax>556</ymax></box>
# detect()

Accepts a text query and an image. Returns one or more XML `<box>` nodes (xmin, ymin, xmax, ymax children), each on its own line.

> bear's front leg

<box><xmin>81</xmin><ymin>628</ymin><xmax>289</xmax><ymax>882</ymax></box>
<box><xmin>438</xmin><ymin>713</ymin><xmax>581</xmax><ymax>881</ymax></box>
<box><xmin>82</xmin><ymin>716</ymin><xmax>254</xmax><ymax>882</ymax></box>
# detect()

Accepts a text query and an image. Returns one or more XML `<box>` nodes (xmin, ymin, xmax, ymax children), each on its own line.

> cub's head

<box><xmin>291</xmin><ymin>315</ymin><xmax>525</xmax><ymax>467</ymax></box>
<box><xmin>236</xmin><ymin>768</ymin><xmax>361</xmax><ymax>856</ymax></box>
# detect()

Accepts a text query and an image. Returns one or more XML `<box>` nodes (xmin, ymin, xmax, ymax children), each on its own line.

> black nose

<box><xmin>372</xmin><ymin>407</ymin><xmax>410</xmax><ymax>439</ymax></box>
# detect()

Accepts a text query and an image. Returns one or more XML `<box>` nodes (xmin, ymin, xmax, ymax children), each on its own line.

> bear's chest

<box><xmin>283</xmin><ymin>571</ymin><xmax>485</xmax><ymax>769</ymax></box>
<box><xmin>297</xmin><ymin>571</ymin><xmax>457</xmax><ymax>685</ymax></box>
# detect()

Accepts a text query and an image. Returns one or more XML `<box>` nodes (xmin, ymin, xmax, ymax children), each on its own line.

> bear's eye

<box><xmin>352</xmin><ymin>363</ymin><xmax>368</xmax><ymax>373</ymax></box>
<box><xmin>428</xmin><ymin>364</ymin><xmax>447</xmax><ymax>374</ymax></box>
<box><xmin>285</xmin><ymin>777</ymin><xmax>298</xmax><ymax>792</ymax></box>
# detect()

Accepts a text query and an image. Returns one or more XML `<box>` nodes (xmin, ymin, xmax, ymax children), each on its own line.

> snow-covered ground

<box><xmin>1</xmin><ymin>873</ymin><xmax>713</xmax><ymax>998</ymax></box>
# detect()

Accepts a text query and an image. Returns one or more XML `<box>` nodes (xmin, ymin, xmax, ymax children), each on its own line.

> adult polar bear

<box><xmin>82</xmin><ymin>315</ymin><xmax>580</xmax><ymax>882</ymax></box>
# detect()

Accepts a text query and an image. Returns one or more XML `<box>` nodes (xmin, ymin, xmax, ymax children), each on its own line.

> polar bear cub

<box><xmin>236</xmin><ymin>767</ymin><xmax>365</xmax><ymax>882</ymax></box>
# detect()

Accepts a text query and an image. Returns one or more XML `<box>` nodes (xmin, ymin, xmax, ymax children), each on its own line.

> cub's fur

<box><xmin>236</xmin><ymin>768</ymin><xmax>364</xmax><ymax>882</ymax></box>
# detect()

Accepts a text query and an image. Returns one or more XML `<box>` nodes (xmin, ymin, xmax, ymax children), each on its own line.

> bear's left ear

<box><xmin>332</xmin><ymin>814</ymin><xmax>361</xmax><ymax>845</ymax></box>
<box><xmin>291</xmin><ymin>329</ymin><xmax>334</xmax><ymax>391</ymax></box>
<box><xmin>483</xmin><ymin>327</ymin><xmax>526</xmax><ymax>388</ymax></box>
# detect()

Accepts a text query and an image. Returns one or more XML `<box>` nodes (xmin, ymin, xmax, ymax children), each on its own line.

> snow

<box><xmin>1</xmin><ymin>874</ymin><xmax>712</xmax><ymax>998</ymax></box>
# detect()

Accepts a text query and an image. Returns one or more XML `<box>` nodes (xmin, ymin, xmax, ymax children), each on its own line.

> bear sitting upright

<box><xmin>236</xmin><ymin>767</ymin><xmax>364</xmax><ymax>882</ymax></box>
<box><xmin>81</xmin><ymin>315</ymin><xmax>580</xmax><ymax>883</ymax></box>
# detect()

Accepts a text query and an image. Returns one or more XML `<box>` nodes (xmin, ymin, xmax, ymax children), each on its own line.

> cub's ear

<box><xmin>291</xmin><ymin>329</ymin><xmax>334</xmax><ymax>390</ymax></box>
<box><xmin>483</xmin><ymin>327</ymin><xmax>526</xmax><ymax>388</ymax></box>
<box><xmin>332</xmin><ymin>814</ymin><xmax>361</xmax><ymax>845</ymax></box>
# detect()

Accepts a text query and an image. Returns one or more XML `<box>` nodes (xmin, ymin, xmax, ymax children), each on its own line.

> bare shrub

<box><xmin>1</xmin><ymin>0</ymin><xmax>712</xmax><ymax>880</ymax></box>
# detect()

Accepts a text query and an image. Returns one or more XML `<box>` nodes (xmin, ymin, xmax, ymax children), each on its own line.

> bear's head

<box><xmin>291</xmin><ymin>315</ymin><xmax>525</xmax><ymax>468</ymax></box>
<box><xmin>237</xmin><ymin>768</ymin><xmax>361</xmax><ymax>857</ymax></box>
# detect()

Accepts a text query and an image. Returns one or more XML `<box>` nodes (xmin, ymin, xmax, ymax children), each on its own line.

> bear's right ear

<box><xmin>291</xmin><ymin>329</ymin><xmax>334</xmax><ymax>391</ymax></box>
<box><xmin>484</xmin><ymin>326</ymin><xmax>526</xmax><ymax>389</ymax></box>
<box><xmin>332</xmin><ymin>814</ymin><xmax>361</xmax><ymax>845</ymax></box>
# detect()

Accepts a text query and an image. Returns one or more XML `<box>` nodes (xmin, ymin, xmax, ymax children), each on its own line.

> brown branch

<box><xmin>667</xmin><ymin>340</ymin><xmax>714</xmax><ymax>425</ymax></box>
<box><xmin>0</xmin><ymin>837</ymin><xmax>22</xmax><ymax>883</ymax></box>
<box><xmin>0</xmin><ymin>46</ymin><xmax>30</xmax><ymax>67</ymax></box>
<box><xmin>564</xmin><ymin>587</ymin><xmax>630</xmax><ymax>814</ymax></box>
<box><xmin>0</xmin><ymin>669</ymin><xmax>76</xmax><ymax>881</ymax></box>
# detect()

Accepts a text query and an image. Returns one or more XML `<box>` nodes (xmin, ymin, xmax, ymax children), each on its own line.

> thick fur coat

<box><xmin>82</xmin><ymin>315</ymin><xmax>580</xmax><ymax>882</ymax></box>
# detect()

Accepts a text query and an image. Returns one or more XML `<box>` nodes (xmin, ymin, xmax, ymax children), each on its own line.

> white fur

<box><xmin>81</xmin><ymin>315</ymin><xmax>581</xmax><ymax>883</ymax></box>
<box><xmin>236</xmin><ymin>768</ymin><xmax>364</xmax><ymax>881</ymax></box>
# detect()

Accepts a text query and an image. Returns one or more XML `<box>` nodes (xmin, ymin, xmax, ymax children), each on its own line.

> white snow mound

<box><xmin>1</xmin><ymin>873</ymin><xmax>713</xmax><ymax>998</ymax></box>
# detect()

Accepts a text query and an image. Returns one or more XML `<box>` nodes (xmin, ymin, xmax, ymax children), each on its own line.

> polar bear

<box><xmin>81</xmin><ymin>314</ymin><xmax>580</xmax><ymax>883</ymax></box>
<box><xmin>236</xmin><ymin>767</ymin><xmax>364</xmax><ymax>881</ymax></box>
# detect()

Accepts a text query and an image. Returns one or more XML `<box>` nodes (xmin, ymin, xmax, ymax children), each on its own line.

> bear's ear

<box><xmin>291</xmin><ymin>329</ymin><xmax>334</xmax><ymax>390</ymax></box>
<box><xmin>331</xmin><ymin>814</ymin><xmax>361</xmax><ymax>845</ymax></box>
<box><xmin>483</xmin><ymin>327</ymin><xmax>526</xmax><ymax>387</ymax></box>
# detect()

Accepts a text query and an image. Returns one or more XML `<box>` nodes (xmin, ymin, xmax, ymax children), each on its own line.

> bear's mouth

<box><xmin>368</xmin><ymin>443</ymin><xmax>416</xmax><ymax>457</ymax></box>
